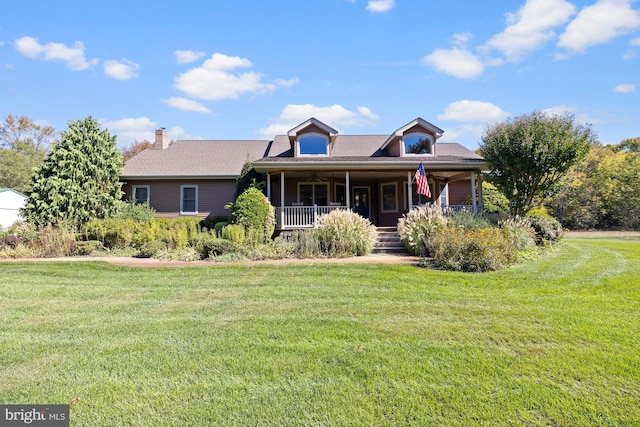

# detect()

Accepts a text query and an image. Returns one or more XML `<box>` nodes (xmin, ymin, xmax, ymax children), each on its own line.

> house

<box><xmin>122</xmin><ymin>118</ymin><xmax>488</xmax><ymax>229</ymax></box>
<box><xmin>0</xmin><ymin>188</ymin><xmax>27</xmax><ymax>230</ymax></box>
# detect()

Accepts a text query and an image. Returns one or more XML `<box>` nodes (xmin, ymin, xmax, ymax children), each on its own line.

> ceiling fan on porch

<box><xmin>309</xmin><ymin>174</ymin><xmax>329</xmax><ymax>182</ymax></box>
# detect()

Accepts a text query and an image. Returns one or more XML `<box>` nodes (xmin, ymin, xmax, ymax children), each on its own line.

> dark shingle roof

<box><xmin>262</xmin><ymin>135</ymin><xmax>483</xmax><ymax>161</ymax></box>
<box><xmin>122</xmin><ymin>140</ymin><xmax>271</xmax><ymax>178</ymax></box>
<box><xmin>122</xmin><ymin>133</ymin><xmax>484</xmax><ymax>178</ymax></box>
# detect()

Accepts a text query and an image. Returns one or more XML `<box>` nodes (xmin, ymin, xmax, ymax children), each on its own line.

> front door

<box><xmin>352</xmin><ymin>186</ymin><xmax>370</xmax><ymax>219</ymax></box>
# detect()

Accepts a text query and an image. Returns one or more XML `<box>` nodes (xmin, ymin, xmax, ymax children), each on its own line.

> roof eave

<box><xmin>253</xmin><ymin>160</ymin><xmax>488</xmax><ymax>172</ymax></box>
<box><xmin>120</xmin><ymin>175</ymin><xmax>239</xmax><ymax>181</ymax></box>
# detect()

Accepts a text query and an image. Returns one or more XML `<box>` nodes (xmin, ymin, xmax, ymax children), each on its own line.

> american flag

<box><xmin>414</xmin><ymin>162</ymin><xmax>431</xmax><ymax>198</ymax></box>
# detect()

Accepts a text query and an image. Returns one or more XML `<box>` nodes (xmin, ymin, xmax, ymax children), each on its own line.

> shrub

<box><xmin>137</xmin><ymin>240</ymin><xmax>167</xmax><ymax>258</ymax></box>
<box><xmin>213</xmin><ymin>222</ymin><xmax>228</xmax><ymax>237</ymax></box>
<box><xmin>448</xmin><ymin>211</ymin><xmax>493</xmax><ymax>229</ymax></box>
<box><xmin>193</xmin><ymin>234</ymin><xmax>235</xmax><ymax>258</ymax></box>
<box><xmin>84</xmin><ymin>218</ymin><xmax>139</xmax><ymax>249</ymax></box>
<box><xmin>34</xmin><ymin>223</ymin><xmax>78</xmax><ymax>257</ymax></box>
<box><xmin>482</xmin><ymin>181</ymin><xmax>510</xmax><ymax>213</ymax></box>
<box><xmin>397</xmin><ymin>204</ymin><xmax>448</xmax><ymax>256</ymax></box>
<box><xmin>315</xmin><ymin>209</ymin><xmax>377</xmax><ymax>257</ymax></box>
<box><xmin>280</xmin><ymin>229</ymin><xmax>321</xmax><ymax>258</ymax></box>
<box><xmin>199</xmin><ymin>216</ymin><xmax>228</xmax><ymax>231</ymax></box>
<box><xmin>75</xmin><ymin>240</ymin><xmax>104</xmax><ymax>255</ymax></box>
<box><xmin>429</xmin><ymin>227</ymin><xmax>519</xmax><ymax>272</ymax></box>
<box><xmin>526</xmin><ymin>211</ymin><xmax>564</xmax><ymax>245</ymax></box>
<box><xmin>113</xmin><ymin>201</ymin><xmax>156</xmax><ymax>222</ymax></box>
<box><xmin>221</xmin><ymin>224</ymin><xmax>245</xmax><ymax>246</ymax></box>
<box><xmin>498</xmin><ymin>217</ymin><xmax>536</xmax><ymax>250</ymax></box>
<box><xmin>227</xmin><ymin>187</ymin><xmax>275</xmax><ymax>243</ymax></box>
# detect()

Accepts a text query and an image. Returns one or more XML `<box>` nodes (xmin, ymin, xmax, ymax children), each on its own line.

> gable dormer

<box><xmin>288</xmin><ymin>118</ymin><xmax>338</xmax><ymax>157</ymax></box>
<box><xmin>380</xmin><ymin>118</ymin><xmax>444</xmax><ymax>157</ymax></box>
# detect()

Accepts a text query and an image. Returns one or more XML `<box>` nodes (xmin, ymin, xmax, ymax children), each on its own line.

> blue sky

<box><xmin>1</xmin><ymin>0</ymin><xmax>639</xmax><ymax>150</ymax></box>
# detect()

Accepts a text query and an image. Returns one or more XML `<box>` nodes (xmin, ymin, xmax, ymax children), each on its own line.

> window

<box><xmin>403</xmin><ymin>181</ymin><xmax>434</xmax><ymax>209</ymax></box>
<box><xmin>381</xmin><ymin>182</ymin><xmax>398</xmax><ymax>213</ymax></box>
<box><xmin>298</xmin><ymin>183</ymin><xmax>328</xmax><ymax>206</ymax></box>
<box><xmin>180</xmin><ymin>185</ymin><xmax>198</xmax><ymax>214</ymax></box>
<box><xmin>298</xmin><ymin>133</ymin><xmax>329</xmax><ymax>156</ymax></box>
<box><xmin>403</xmin><ymin>133</ymin><xmax>433</xmax><ymax>155</ymax></box>
<box><xmin>132</xmin><ymin>185</ymin><xmax>149</xmax><ymax>205</ymax></box>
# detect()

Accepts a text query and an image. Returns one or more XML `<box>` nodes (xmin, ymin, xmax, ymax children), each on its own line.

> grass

<box><xmin>0</xmin><ymin>238</ymin><xmax>638</xmax><ymax>426</ymax></box>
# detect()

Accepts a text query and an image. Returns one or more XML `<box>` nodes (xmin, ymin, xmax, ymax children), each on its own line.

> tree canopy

<box><xmin>479</xmin><ymin>111</ymin><xmax>596</xmax><ymax>217</ymax></box>
<box><xmin>24</xmin><ymin>116</ymin><xmax>124</xmax><ymax>227</ymax></box>
<box><xmin>548</xmin><ymin>141</ymin><xmax>640</xmax><ymax>229</ymax></box>
<box><xmin>122</xmin><ymin>139</ymin><xmax>153</xmax><ymax>161</ymax></box>
<box><xmin>0</xmin><ymin>115</ymin><xmax>54</xmax><ymax>193</ymax></box>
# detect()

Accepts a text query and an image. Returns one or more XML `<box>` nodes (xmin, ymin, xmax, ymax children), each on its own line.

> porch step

<box><xmin>373</xmin><ymin>227</ymin><xmax>407</xmax><ymax>255</ymax></box>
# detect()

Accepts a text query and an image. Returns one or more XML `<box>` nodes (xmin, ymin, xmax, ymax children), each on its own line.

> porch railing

<box><xmin>275</xmin><ymin>205</ymin><xmax>348</xmax><ymax>229</ymax></box>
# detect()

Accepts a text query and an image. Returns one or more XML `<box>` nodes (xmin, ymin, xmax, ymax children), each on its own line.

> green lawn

<box><xmin>1</xmin><ymin>239</ymin><xmax>639</xmax><ymax>426</ymax></box>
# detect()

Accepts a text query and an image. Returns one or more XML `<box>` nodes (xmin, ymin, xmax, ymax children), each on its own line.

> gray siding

<box><xmin>122</xmin><ymin>179</ymin><xmax>236</xmax><ymax>218</ymax></box>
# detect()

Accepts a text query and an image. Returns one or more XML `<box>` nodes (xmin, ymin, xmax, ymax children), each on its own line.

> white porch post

<box><xmin>407</xmin><ymin>171</ymin><xmax>413</xmax><ymax>210</ymax></box>
<box><xmin>266</xmin><ymin>173</ymin><xmax>271</xmax><ymax>201</ymax></box>
<box><xmin>280</xmin><ymin>171</ymin><xmax>285</xmax><ymax>228</ymax></box>
<box><xmin>471</xmin><ymin>171</ymin><xmax>478</xmax><ymax>213</ymax></box>
<box><xmin>345</xmin><ymin>171</ymin><xmax>351</xmax><ymax>209</ymax></box>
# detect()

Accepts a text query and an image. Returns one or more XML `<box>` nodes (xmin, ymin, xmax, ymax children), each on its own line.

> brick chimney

<box><xmin>154</xmin><ymin>128</ymin><xmax>168</xmax><ymax>150</ymax></box>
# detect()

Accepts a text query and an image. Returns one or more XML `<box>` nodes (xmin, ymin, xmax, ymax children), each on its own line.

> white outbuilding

<box><xmin>0</xmin><ymin>188</ymin><xmax>27</xmax><ymax>230</ymax></box>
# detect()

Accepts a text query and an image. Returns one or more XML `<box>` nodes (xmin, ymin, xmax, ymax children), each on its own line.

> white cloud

<box><xmin>173</xmin><ymin>53</ymin><xmax>297</xmax><ymax>101</ymax></box>
<box><xmin>258</xmin><ymin>104</ymin><xmax>378</xmax><ymax>138</ymax></box>
<box><xmin>542</xmin><ymin>104</ymin><xmax>603</xmax><ymax>124</ymax></box>
<box><xmin>614</xmin><ymin>83</ymin><xmax>636</xmax><ymax>93</ymax></box>
<box><xmin>558</xmin><ymin>0</ymin><xmax>640</xmax><ymax>53</ymax></box>
<box><xmin>422</xmin><ymin>47</ymin><xmax>484</xmax><ymax>79</ymax></box>
<box><xmin>366</xmin><ymin>0</ymin><xmax>395</xmax><ymax>13</ymax></box>
<box><xmin>438</xmin><ymin>100</ymin><xmax>510</xmax><ymax>122</ymax></box>
<box><xmin>103</xmin><ymin>59</ymin><xmax>139</xmax><ymax>80</ymax></box>
<box><xmin>164</xmin><ymin>96</ymin><xmax>212</xmax><ymax>113</ymax></box>
<box><xmin>14</xmin><ymin>36</ymin><xmax>98</xmax><ymax>70</ymax></box>
<box><xmin>631</xmin><ymin>37</ymin><xmax>640</xmax><ymax>46</ymax></box>
<box><xmin>174</xmin><ymin>50</ymin><xmax>207</xmax><ymax>64</ymax></box>
<box><xmin>100</xmin><ymin>117</ymin><xmax>158</xmax><ymax>144</ymax></box>
<box><xmin>483</xmin><ymin>0</ymin><xmax>576</xmax><ymax>61</ymax></box>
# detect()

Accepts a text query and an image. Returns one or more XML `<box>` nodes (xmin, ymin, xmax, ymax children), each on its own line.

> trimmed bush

<box><xmin>227</xmin><ymin>187</ymin><xmax>275</xmax><ymax>243</ymax></box>
<box><xmin>527</xmin><ymin>214</ymin><xmax>564</xmax><ymax>245</ymax></box>
<box><xmin>315</xmin><ymin>209</ymin><xmax>377</xmax><ymax>257</ymax></box>
<box><xmin>200</xmin><ymin>216</ymin><xmax>228</xmax><ymax>231</ymax></box>
<box><xmin>221</xmin><ymin>224</ymin><xmax>245</xmax><ymax>246</ymax></box>
<box><xmin>75</xmin><ymin>240</ymin><xmax>104</xmax><ymax>255</ymax></box>
<box><xmin>194</xmin><ymin>234</ymin><xmax>235</xmax><ymax>258</ymax></box>
<box><xmin>138</xmin><ymin>240</ymin><xmax>166</xmax><ymax>258</ymax></box>
<box><xmin>213</xmin><ymin>222</ymin><xmax>228</xmax><ymax>237</ymax></box>
<box><xmin>429</xmin><ymin>227</ymin><xmax>519</xmax><ymax>272</ymax></box>
<box><xmin>397</xmin><ymin>204</ymin><xmax>448</xmax><ymax>256</ymax></box>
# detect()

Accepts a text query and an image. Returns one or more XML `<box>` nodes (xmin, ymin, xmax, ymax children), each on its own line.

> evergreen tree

<box><xmin>24</xmin><ymin>117</ymin><xmax>124</xmax><ymax>227</ymax></box>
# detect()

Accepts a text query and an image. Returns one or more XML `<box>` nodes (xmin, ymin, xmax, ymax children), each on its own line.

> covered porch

<box><xmin>264</xmin><ymin>167</ymin><xmax>484</xmax><ymax>230</ymax></box>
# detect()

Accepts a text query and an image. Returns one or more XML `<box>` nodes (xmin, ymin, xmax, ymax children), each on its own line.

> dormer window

<box><xmin>403</xmin><ymin>133</ymin><xmax>433</xmax><ymax>155</ymax></box>
<box><xmin>298</xmin><ymin>133</ymin><xmax>329</xmax><ymax>156</ymax></box>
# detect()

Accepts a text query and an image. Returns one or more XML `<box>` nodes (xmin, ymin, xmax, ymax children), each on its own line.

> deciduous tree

<box><xmin>480</xmin><ymin>111</ymin><xmax>596</xmax><ymax>217</ymax></box>
<box><xmin>24</xmin><ymin>117</ymin><xmax>124</xmax><ymax>227</ymax></box>
<box><xmin>122</xmin><ymin>139</ymin><xmax>153</xmax><ymax>161</ymax></box>
<box><xmin>0</xmin><ymin>115</ymin><xmax>54</xmax><ymax>192</ymax></box>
